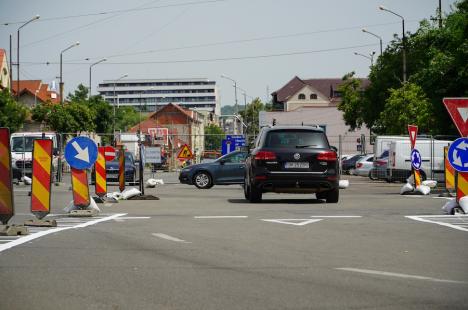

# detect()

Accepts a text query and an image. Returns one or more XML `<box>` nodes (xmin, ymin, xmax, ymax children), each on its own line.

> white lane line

<box><xmin>336</xmin><ymin>268</ymin><xmax>467</xmax><ymax>284</ymax></box>
<box><xmin>152</xmin><ymin>233</ymin><xmax>191</xmax><ymax>243</ymax></box>
<box><xmin>114</xmin><ymin>216</ymin><xmax>151</xmax><ymax>222</ymax></box>
<box><xmin>261</xmin><ymin>219</ymin><xmax>322</xmax><ymax>226</ymax></box>
<box><xmin>309</xmin><ymin>216</ymin><xmax>362</xmax><ymax>218</ymax></box>
<box><xmin>194</xmin><ymin>216</ymin><xmax>248</xmax><ymax>219</ymax></box>
<box><xmin>406</xmin><ymin>216</ymin><xmax>468</xmax><ymax>232</ymax></box>
<box><xmin>0</xmin><ymin>213</ymin><xmax>126</xmax><ymax>253</ymax></box>
<box><xmin>411</xmin><ymin>215</ymin><xmax>468</xmax><ymax>218</ymax></box>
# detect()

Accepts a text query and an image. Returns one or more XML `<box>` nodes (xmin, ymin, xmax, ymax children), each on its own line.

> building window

<box><xmin>298</xmin><ymin>93</ymin><xmax>306</xmax><ymax>100</ymax></box>
<box><xmin>310</xmin><ymin>94</ymin><xmax>317</xmax><ymax>100</ymax></box>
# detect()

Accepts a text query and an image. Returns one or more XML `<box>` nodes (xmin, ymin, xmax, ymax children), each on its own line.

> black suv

<box><xmin>244</xmin><ymin>126</ymin><xmax>339</xmax><ymax>203</ymax></box>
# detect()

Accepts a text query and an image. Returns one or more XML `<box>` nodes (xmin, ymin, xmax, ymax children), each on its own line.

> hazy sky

<box><xmin>0</xmin><ymin>0</ymin><xmax>457</xmax><ymax>107</ymax></box>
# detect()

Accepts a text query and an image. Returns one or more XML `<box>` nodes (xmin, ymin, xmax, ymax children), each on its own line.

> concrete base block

<box><xmin>92</xmin><ymin>196</ymin><xmax>105</xmax><ymax>203</ymax></box>
<box><xmin>68</xmin><ymin>209</ymin><xmax>98</xmax><ymax>217</ymax></box>
<box><xmin>0</xmin><ymin>224</ymin><xmax>29</xmax><ymax>236</ymax></box>
<box><xmin>24</xmin><ymin>219</ymin><xmax>57</xmax><ymax>227</ymax></box>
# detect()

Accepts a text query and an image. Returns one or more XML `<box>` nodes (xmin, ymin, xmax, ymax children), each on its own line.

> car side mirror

<box><xmin>330</xmin><ymin>146</ymin><xmax>338</xmax><ymax>152</ymax></box>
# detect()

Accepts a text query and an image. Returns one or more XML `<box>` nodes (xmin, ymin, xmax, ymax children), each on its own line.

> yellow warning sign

<box><xmin>177</xmin><ymin>144</ymin><xmax>193</xmax><ymax>159</ymax></box>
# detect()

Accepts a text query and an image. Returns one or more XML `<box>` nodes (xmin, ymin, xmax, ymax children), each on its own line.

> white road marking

<box><xmin>309</xmin><ymin>216</ymin><xmax>362</xmax><ymax>218</ymax></box>
<box><xmin>406</xmin><ymin>215</ymin><xmax>468</xmax><ymax>232</ymax></box>
<box><xmin>194</xmin><ymin>216</ymin><xmax>248</xmax><ymax>219</ymax></box>
<box><xmin>0</xmin><ymin>213</ymin><xmax>126</xmax><ymax>253</ymax></box>
<box><xmin>114</xmin><ymin>216</ymin><xmax>151</xmax><ymax>222</ymax></box>
<box><xmin>152</xmin><ymin>233</ymin><xmax>191</xmax><ymax>243</ymax></box>
<box><xmin>261</xmin><ymin>219</ymin><xmax>322</xmax><ymax>226</ymax></box>
<box><xmin>336</xmin><ymin>268</ymin><xmax>467</xmax><ymax>284</ymax></box>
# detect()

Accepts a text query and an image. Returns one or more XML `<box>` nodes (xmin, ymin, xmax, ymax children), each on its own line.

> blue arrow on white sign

<box><xmin>448</xmin><ymin>138</ymin><xmax>468</xmax><ymax>172</ymax></box>
<box><xmin>64</xmin><ymin>136</ymin><xmax>98</xmax><ymax>170</ymax></box>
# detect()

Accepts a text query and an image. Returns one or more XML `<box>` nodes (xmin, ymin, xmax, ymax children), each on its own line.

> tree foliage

<box><xmin>204</xmin><ymin>123</ymin><xmax>225</xmax><ymax>150</ymax></box>
<box><xmin>337</xmin><ymin>72</ymin><xmax>364</xmax><ymax>130</ymax></box>
<box><xmin>340</xmin><ymin>1</ymin><xmax>468</xmax><ymax>135</ymax></box>
<box><xmin>239</xmin><ymin>98</ymin><xmax>267</xmax><ymax>138</ymax></box>
<box><xmin>377</xmin><ymin>83</ymin><xmax>434</xmax><ymax>134</ymax></box>
<box><xmin>0</xmin><ymin>89</ymin><xmax>28</xmax><ymax>133</ymax></box>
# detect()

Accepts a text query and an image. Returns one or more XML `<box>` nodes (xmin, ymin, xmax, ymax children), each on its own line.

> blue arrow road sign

<box><xmin>411</xmin><ymin>149</ymin><xmax>422</xmax><ymax>170</ymax></box>
<box><xmin>448</xmin><ymin>137</ymin><xmax>468</xmax><ymax>172</ymax></box>
<box><xmin>64</xmin><ymin>136</ymin><xmax>98</xmax><ymax>170</ymax></box>
<box><xmin>221</xmin><ymin>139</ymin><xmax>236</xmax><ymax>155</ymax></box>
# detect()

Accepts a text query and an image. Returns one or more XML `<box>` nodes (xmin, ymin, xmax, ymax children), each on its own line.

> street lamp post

<box><xmin>17</xmin><ymin>15</ymin><xmax>40</xmax><ymax>99</ymax></box>
<box><xmin>60</xmin><ymin>42</ymin><xmax>80</xmax><ymax>103</ymax></box>
<box><xmin>88</xmin><ymin>58</ymin><xmax>106</xmax><ymax>99</ymax></box>
<box><xmin>112</xmin><ymin>74</ymin><xmax>128</xmax><ymax>145</ymax></box>
<box><xmin>362</xmin><ymin>28</ymin><xmax>383</xmax><ymax>56</ymax></box>
<box><xmin>354</xmin><ymin>51</ymin><xmax>376</xmax><ymax>66</ymax></box>
<box><xmin>379</xmin><ymin>5</ymin><xmax>406</xmax><ymax>82</ymax></box>
<box><xmin>221</xmin><ymin>74</ymin><xmax>239</xmax><ymax>134</ymax></box>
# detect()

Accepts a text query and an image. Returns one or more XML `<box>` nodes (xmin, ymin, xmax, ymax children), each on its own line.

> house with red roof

<box><xmin>11</xmin><ymin>80</ymin><xmax>60</xmax><ymax>107</ymax></box>
<box><xmin>262</xmin><ymin>76</ymin><xmax>371</xmax><ymax>154</ymax></box>
<box><xmin>0</xmin><ymin>49</ymin><xmax>10</xmax><ymax>90</ymax></box>
<box><xmin>129</xmin><ymin>102</ymin><xmax>205</xmax><ymax>165</ymax></box>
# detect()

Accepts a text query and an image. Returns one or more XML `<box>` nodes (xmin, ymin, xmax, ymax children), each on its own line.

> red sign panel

<box><xmin>103</xmin><ymin>146</ymin><xmax>116</xmax><ymax>161</ymax></box>
<box><xmin>408</xmin><ymin>125</ymin><xmax>418</xmax><ymax>149</ymax></box>
<box><xmin>443</xmin><ymin>97</ymin><xmax>468</xmax><ymax>137</ymax></box>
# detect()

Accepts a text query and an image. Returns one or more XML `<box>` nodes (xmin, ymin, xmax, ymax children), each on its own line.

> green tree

<box><xmin>239</xmin><ymin>98</ymin><xmax>266</xmax><ymax>138</ymax></box>
<box><xmin>341</xmin><ymin>1</ymin><xmax>467</xmax><ymax>134</ymax></box>
<box><xmin>337</xmin><ymin>72</ymin><xmax>365</xmax><ymax>130</ymax></box>
<box><xmin>204</xmin><ymin>123</ymin><xmax>225</xmax><ymax>150</ymax></box>
<box><xmin>115</xmin><ymin>107</ymin><xmax>140</xmax><ymax>131</ymax></box>
<box><xmin>0</xmin><ymin>89</ymin><xmax>28</xmax><ymax>132</ymax></box>
<box><xmin>377</xmin><ymin>83</ymin><xmax>434</xmax><ymax>134</ymax></box>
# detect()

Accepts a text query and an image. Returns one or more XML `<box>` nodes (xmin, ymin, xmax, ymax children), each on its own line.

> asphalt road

<box><xmin>1</xmin><ymin>174</ymin><xmax>467</xmax><ymax>309</ymax></box>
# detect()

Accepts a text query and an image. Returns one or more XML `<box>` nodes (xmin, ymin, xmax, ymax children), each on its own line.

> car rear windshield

<box><xmin>264</xmin><ymin>130</ymin><xmax>329</xmax><ymax>149</ymax></box>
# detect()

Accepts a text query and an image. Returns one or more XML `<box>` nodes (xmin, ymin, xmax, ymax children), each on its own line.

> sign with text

<box><xmin>145</xmin><ymin>147</ymin><xmax>161</xmax><ymax>164</ymax></box>
<box><xmin>148</xmin><ymin>128</ymin><xmax>169</xmax><ymax>145</ymax></box>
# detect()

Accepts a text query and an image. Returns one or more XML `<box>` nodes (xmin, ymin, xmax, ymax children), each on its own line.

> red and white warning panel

<box><xmin>443</xmin><ymin>98</ymin><xmax>468</xmax><ymax>136</ymax></box>
<box><xmin>31</xmin><ymin>139</ymin><xmax>53</xmax><ymax>219</ymax></box>
<box><xmin>95</xmin><ymin>147</ymin><xmax>107</xmax><ymax>197</ymax></box>
<box><xmin>71</xmin><ymin>168</ymin><xmax>90</xmax><ymax>208</ymax></box>
<box><xmin>0</xmin><ymin>128</ymin><xmax>14</xmax><ymax>225</ymax></box>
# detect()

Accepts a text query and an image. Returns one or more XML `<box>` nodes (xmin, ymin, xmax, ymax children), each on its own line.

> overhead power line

<box><xmin>2</xmin><ymin>0</ymin><xmax>226</xmax><ymax>25</ymax></box>
<box><xmin>68</xmin><ymin>19</ymin><xmax>418</xmax><ymax>62</ymax></box>
<box><xmin>21</xmin><ymin>42</ymin><xmax>380</xmax><ymax>66</ymax></box>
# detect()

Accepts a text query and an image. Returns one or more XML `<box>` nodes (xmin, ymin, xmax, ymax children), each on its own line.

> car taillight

<box><xmin>375</xmin><ymin>160</ymin><xmax>387</xmax><ymax>167</ymax></box>
<box><xmin>317</xmin><ymin>151</ymin><xmax>337</xmax><ymax>161</ymax></box>
<box><xmin>356</xmin><ymin>163</ymin><xmax>363</xmax><ymax>168</ymax></box>
<box><xmin>254</xmin><ymin>150</ymin><xmax>276</xmax><ymax>160</ymax></box>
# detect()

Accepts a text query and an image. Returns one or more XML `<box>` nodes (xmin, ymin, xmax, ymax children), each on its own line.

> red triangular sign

<box><xmin>408</xmin><ymin>125</ymin><xmax>418</xmax><ymax>149</ymax></box>
<box><xmin>443</xmin><ymin>97</ymin><xmax>468</xmax><ymax>137</ymax></box>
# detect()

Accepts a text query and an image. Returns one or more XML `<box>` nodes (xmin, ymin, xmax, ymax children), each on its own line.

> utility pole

<box><xmin>439</xmin><ymin>0</ymin><xmax>442</xmax><ymax>28</ymax></box>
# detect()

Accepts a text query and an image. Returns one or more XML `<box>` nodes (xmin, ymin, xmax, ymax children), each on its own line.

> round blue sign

<box><xmin>448</xmin><ymin>137</ymin><xmax>468</xmax><ymax>172</ymax></box>
<box><xmin>411</xmin><ymin>149</ymin><xmax>422</xmax><ymax>170</ymax></box>
<box><xmin>64</xmin><ymin>136</ymin><xmax>98</xmax><ymax>170</ymax></box>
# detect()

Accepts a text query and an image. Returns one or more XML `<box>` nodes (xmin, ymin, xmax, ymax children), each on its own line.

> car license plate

<box><xmin>107</xmin><ymin>173</ymin><xmax>118</xmax><ymax>178</ymax></box>
<box><xmin>285</xmin><ymin>162</ymin><xmax>309</xmax><ymax>169</ymax></box>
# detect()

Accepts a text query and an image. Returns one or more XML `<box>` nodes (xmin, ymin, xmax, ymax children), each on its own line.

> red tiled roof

<box><xmin>11</xmin><ymin>80</ymin><xmax>60</xmax><ymax>103</ymax></box>
<box><xmin>0</xmin><ymin>49</ymin><xmax>5</xmax><ymax>66</ymax></box>
<box><xmin>272</xmin><ymin>76</ymin><xmax>370</xmax><ymax>103</ymax></box>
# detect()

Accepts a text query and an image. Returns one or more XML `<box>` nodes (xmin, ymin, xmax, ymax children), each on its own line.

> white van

<box><xmin>387</xmin><ymin>138</ymin><xmax>451</xmax><ymax>181</ymax></box>
<box><xmin>10</xmin><ymin>132</ymin><xmax>59</xmax><ymax>180</ymax></box>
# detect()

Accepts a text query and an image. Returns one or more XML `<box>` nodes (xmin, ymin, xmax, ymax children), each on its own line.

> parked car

<box><xmin>179</xmin><ymin>150</ymin><xmax>248</xmax><ymax>189</ymax></box>
<box><xmin>369</xmin><ymin>150</ymin><xmax>389</xmax><ymax>181</ymax></box>
<box><xmin>244</xmin><ymin>125</ymin><xmax>339</xmax><ymax>203</ymax></box>
<box><xmin>353</xmin><ymin>154</ymin><xmax>375</xmax><ymax>177</ymax></box>
<box><xmin>92</xmin><ymin>151</ymin><xmax>137</xmax><ymax>184</ymax></box>
<box><xmin>341</xmin><ymin>154</ymin><xmax>366</xmax><ymax>174</ymax></box>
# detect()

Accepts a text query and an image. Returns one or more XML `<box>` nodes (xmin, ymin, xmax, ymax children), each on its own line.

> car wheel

<box><xmin>194</xmin><ymin>171</ymin><xmax>213</xmax><ymax>189</ymax></box>
<box><xmin>325</xmin><ymin>188</ymin><xmax>339</xmax><ymax>203</ymax></box>
<box><xmin>369</xmin><ymin>171</ymin><xmax>378</xmax><ymax>181</ymax></box>
<box><xmin>243</xmin><ymin>176</ymin><xmax>250</xmax><ymax>199</ymax></box>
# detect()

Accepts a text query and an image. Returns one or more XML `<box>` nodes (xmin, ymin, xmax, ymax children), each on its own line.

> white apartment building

<box><xmin>97</xmin><ymin>78</ymin><xmax>220</xmax><ymax>115</ymax></box>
